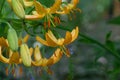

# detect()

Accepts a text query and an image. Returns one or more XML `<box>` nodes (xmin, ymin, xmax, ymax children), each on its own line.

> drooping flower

<box><xmin>0</xmin><ymin>34</ymin><xmax>30</xmax><ymax>64</ymax></box>
<box><xmin>0</xmin><ymin>38</ymin><xmax>21</xmax><ymax>64</ymax></box>
<box><xmin>36</xmin><ymin>27</ymin><xmax>79</xmax><ymax>47</ymax></box>
<box><xmin>31</xmin><ymin>45</ymin><xmax>63</xmax><ymax>66</ymax></box>
<box><xmin>36</xmin><ymin>26</ymin><xmax>79</xmax><ymax>57</ymax></box>
<box><xmin>25</xmin><ymin>0</ymin><xmax>62</xmax><ymax>27</ymax></box>
<box><xmin>0</xmin><ymin>35</ymin><xmax>63</xmax><ymax>67</ymax></box>
<box><xmin>56</xmin><ymin>0</ymin><xmax>81</xmax><ymax>14</ymax></box>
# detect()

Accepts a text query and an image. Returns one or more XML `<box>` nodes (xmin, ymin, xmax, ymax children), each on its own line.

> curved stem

<box><xmin>79</xmin><ymin>33</ymin><xmax>120</xmax><ymax>60</ymax></box>
<box><xmin>0</xmin><ymin>20</ymin><xmax>12</xmax><ymax>28</ymax></box>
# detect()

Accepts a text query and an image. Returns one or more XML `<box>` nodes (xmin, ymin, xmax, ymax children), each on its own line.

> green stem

<box><xmin>79</xmin><ymin>33</ymin><xmax>120</xmax><ymax>60</ymax></box>
<box><xmin>0</xmin><ymin>20</ymin><xmax>12</xmax><ymax>28</ymax></box>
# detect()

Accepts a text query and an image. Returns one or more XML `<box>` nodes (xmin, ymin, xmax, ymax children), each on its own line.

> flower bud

<box><xmin>20</xmin><ymin>44</ymin><xmax>31</xmax><ymax>67</ymax></box>
<box><xmin>11</xmin><ymin>0</ymin><xmax>25</xmax><ymax>19</ymax></box>
<box><xmin>7</xmin><ymin>28</ymin><xmax>18</xmax><ymax>51</ymax></box>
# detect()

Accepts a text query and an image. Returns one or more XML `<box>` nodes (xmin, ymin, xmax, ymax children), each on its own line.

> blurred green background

<box><xmin>1</xmin><ymin>0</ymin><xmax>120</xmax><ymax>80</ymax></box>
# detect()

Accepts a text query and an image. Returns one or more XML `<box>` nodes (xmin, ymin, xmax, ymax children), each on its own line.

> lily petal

<box><xmin>49</xmin><ymin>0</ymin><xmax>62</xmax><ymax>13</ymax></box>
<box><xmin>0</xmin><ymin>46</ymin><xmax>9</xmax><ymax>63</ymax></box>
<box><xmin>71</xmin><ymin>26</ymin><xmax>79</xmax><ymax>42</ymax></box>
<box><xmin>46</xmin><ymin>33</ymin><xmax>58</xmax><ymax>47</ymax></box>
<box><xmin>25</xmin><ymin>14</ymin><xmax>44</xmax><ymax>20</ymax></box>
<box><xmin>36</xmin><ymin>36</ymin><xmax>49</xmax><ymax>46</ymax></box>
<box><xmin>48</xmin><ymin>48</ymin><xmax>62</xmax><ymax>65</ymax></box>
<box><xmin>0</xmin><ymin>37</ymin><xmax>8</xmax><ymax>47</ymax></box>
<box><xmin>32</xmin><ymin>48</ymin><xmax>62</xmax><ymax>66</ymax></box>
<box><xmin>64</xmin><ymin>31</ymin><xmax>72</xmax><ymax>45</ymax></box>
<box><xmin>34</xmin><ymin>45</ymin><xmax>42</xmax><ymax>61</ymax></box>
<box><xmin>34</xmin><ymin>0</ymin><xmax>47</xmax><ymax>15</ymax></box>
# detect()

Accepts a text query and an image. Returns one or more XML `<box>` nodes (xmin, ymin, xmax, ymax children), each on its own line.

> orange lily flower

<box><xmin>25</xmin><ymin>0</ymin><xmax>62</xmax><ymax>27</ymax></box>
<box><xmin>36</xmin><ymin>26</ymin><xmax>79</xmax><ymax>57</ymax></box>
<box><xmin>0</xmin><ymin>35</ymin><xmax>63</xmax><ymax>67</ymax></box>
<box><xmin>0</xmin><ymin>34</ymin><xmax>30</xmax><ymax>64</ymax></box>
<box><xmin>0</xmin><ymin>37</ymin><xmax>21</xmax><ymax>64</ymax></box>
<box><xmin>56</xmin><ymin>0</ymin><xmax>81</xmax><ymax>14</ymax></box>
<box><xmin>36</xmin><ymin>26</ymin><xmax>79</xmax><ymax>47</ymax></box>
<box><xmin>25</xmin><ymin>0</ymin><xmax>62</xmax><ymax>20</ymax></box>
<box><xmin>31</xmin><ymin>45</ymin><xmax>63</xmax><ymax>66</ymax></box>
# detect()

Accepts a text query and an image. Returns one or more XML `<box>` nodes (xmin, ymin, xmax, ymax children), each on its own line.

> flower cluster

<box><xmin>0</xmin><ymin>0</ymin><xmax>80</xmax><ymax>75</ymax></box>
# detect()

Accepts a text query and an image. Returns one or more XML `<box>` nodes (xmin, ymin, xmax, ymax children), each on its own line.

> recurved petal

<box><xmin>48</xmin><ymin>30</ymin><xmax>58</xmax><ymax>42</ymax></box>
<box><xmin>0</xmin><ymin>37</ymin><xmax>8</xmax><ymax>47</ymax></box>
<box><xmin>29</xmin><ymin>47</ymin><xmax>33</xmax><ymax>56</ymax></box>
<box><xmin>25</xmin><ymin>14</ymin><xmax>44</xmax><ymax>20</ymax></box>
<box><xmin>34</xmin><ymin>0</ymin><xmax>47</xmax><ymax>15</ymax></box>
<box><xmin>64</xmin><ymin>31</ymin><xmax>72</xmax><ymax>45</ymax></box>
<box><xmin>48</xmin><ymin>48</ymin><xmax>63</xmax><ymax>65</ymax></box>
<box><xmin>50</xmin><ymin>0</ymin><xmax>62</xmax><ymax>13</ymax></box>
<box><xmin>36</xmin><ymin>36</ymin><xmax>49</xmax><ymax>46</ymax></box>
<box><xmin>0</xmin><ymin>46</ymin><xmax>9</xmax><ymax>63</ymax></box>
<box><xmin>32</xmin><ymin>58</ymin><xmax>48</xmax><ymax>67</ymax></box>
<box><xmin>23</xmin><ymin>34</ymin><xmax>30</xmax><ymax>43</ymax></box>
<box><xmin>71</xmin><ymin>26</ymin><xmax>79</xmax><ymax>42</ymax></box>
<box><xmin>32</xmin><ymin>48</ymin><xmax>62</xmax><ymax>66</ymax></box>
<box><xmin>34</xmin><ymin>45</ymin><xmax>42</xmax><ymax>61</ymax></box>
<box><xmin>46</xmin><ymin>33</ymin><xmax>58</xmax><ymax>47</ymax></box>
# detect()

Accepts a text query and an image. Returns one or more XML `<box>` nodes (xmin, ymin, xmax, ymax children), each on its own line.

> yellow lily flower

<box><xmin>0</xmin><ymin>34</ymin><xmax>63</xmax><ymax>67</ymax></box>
<box><xmin>25</xmin><ymin>0</ymin><xmax>62</xmax><ymax>27</ymax></box>
<box><xmin>56</xmin><ymin>0</ymin><xmax>81</xmax><ymax>14</ymax></box>
<box><xmin>36</xmin><ymin>26</ymin><xmax>78</xmax><ymax>57</ymax></box>
<box><xmin>0</xmin><ymin>37</ymin><xmax>21</xmax><ymax>64</ymax></box>
<box><xmin>31</xmin><ymin>46</ymin><xmax>63</xmax><ymax>66</ymax></box>
<box><xmin>0</xmin><ymin>34</ymin><xmax>30</xmax><ymax>64</ymax></box>
<box><xmin>36</xmin><ymin>26</ymin><xmax>79</xmax><ymax>47</ymax></box>
<box><xmin>25</xmin><ymin>0</ymin><xmax>62</xmax><ymax>20</ymax></box>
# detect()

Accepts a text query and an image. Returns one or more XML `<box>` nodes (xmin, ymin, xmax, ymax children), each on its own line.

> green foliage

<box><xmin>108</xmin><ymin>16</ymin><xmax>120</xmax><ymax>25</ymax></box>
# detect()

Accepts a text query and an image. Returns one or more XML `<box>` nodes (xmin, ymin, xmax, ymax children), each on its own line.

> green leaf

<box><xmin>105</xmin><ymin>40</ymin><xmax>117</xmax><ymax>53</ymax></box>
<box><xmin>106</xmin><ymin>31</ymin><xmax>112</xmax><ymax>41</ymax></box>
<box><xmin>108</xmin><ymin>16</ymin><xmax>120</xmax><ymax>25</ymax></box>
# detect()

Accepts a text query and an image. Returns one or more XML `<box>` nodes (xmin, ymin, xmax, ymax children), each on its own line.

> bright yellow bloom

<box><xmin>31</xmin><ymin>46</ymin><xmax>63</xmax><ymax>66</ymax></box>
<box><xmin>25</xmin><ymin>0</ymin><xmax>62</xmax><ymax>27</ymax></box>
<box><xmin>0</xmin><ymin>36</ymin><xmax>63</xmax><ymax>67</ymax></box>
<box><xmin>36</xmin><ymin>26</ymin><xmax>79</xmax><ymax>47</ymax></box>
<box><xmin>0</xmin><ymin>38</ymin><xmax>21</xmax><ymax>64</ymax></box>
<box><xmin>0</xmin><ymin>35</ymin><xmax>30</xmax><ymax>64</ymax></box>
<box><xmin>25</xmin><ymin>0</ymin><xmax>62</xmax><ymax>20</ymax></box>
<box><xmin>36</xmin><ymin>26</ymin><xmax>79</xmax><ymax>57</ymax></box>
<box><xmin>56</xmin><ymin>0</ymin><xmax>81</xmax><ymax>14</ymax></box>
